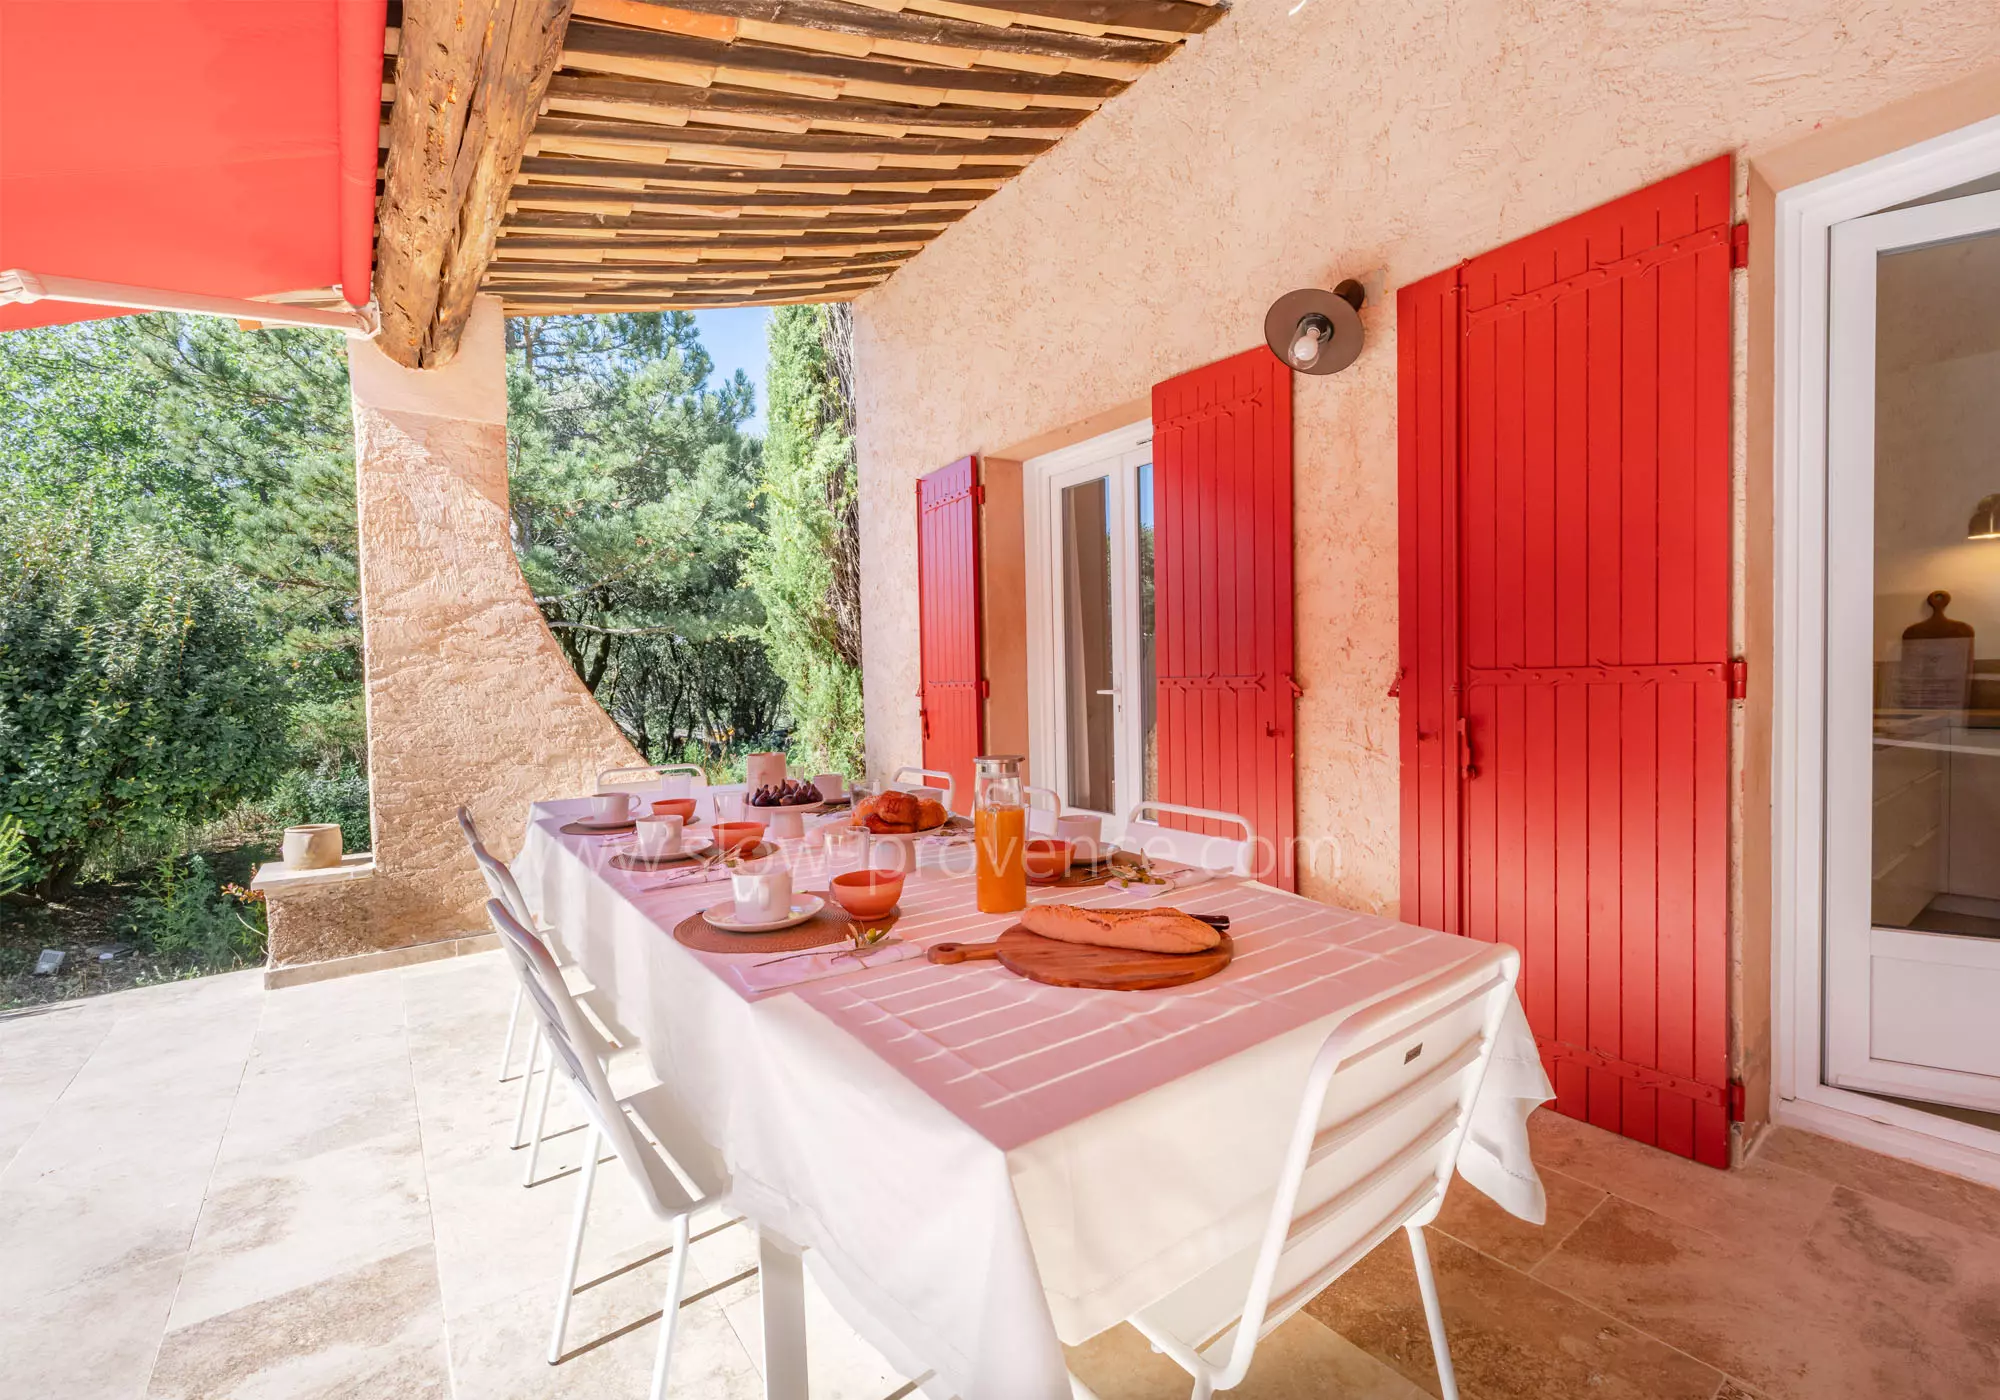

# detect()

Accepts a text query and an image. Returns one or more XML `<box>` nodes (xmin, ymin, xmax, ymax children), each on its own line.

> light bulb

<box><xmin>1291</xmin><ymin>323</ymin><xmax>1323</xmax><ymax>367</ymax></box>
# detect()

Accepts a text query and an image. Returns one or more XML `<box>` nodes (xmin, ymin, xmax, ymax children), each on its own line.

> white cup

<box><xmin>591</xmin><ymin>791</ymin><xmax>635</xmax><ymax>823</ymax></box>
<box><xmin>1054</xmin><ymin>813</ymin><xmax>1103</xmax><ymax>861</ymax></box>
<box><xmin>813</xmin><ymin>772</ymin><xmax>847</xmax><ymax>801</ymax></box>
<box><xmin>634</xmin><ymin>815</ymin><xmax>683</xmax><ymax>859</ymax></box>
<box><xmin>731</xmin><ymin>866</ymin><xmax>793</xmax><ymax>923</ymax></box>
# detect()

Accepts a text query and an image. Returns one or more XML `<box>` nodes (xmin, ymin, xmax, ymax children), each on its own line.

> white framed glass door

<box><xmin>1824</xmin><ymin>185</ymin><xmax>2000</xmax><ymax>1112</ymax></box>
<box><xmin>1025</xmin><ymin>424</ymin><xmax>1155</xmax><ymax>831</ymax></box>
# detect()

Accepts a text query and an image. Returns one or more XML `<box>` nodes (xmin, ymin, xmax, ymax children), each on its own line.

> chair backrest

<box><xmin>598</xmin><ymin>764</ymin><xmax>708</xmax><ymax>799</ymax></box>
<box><xmin>484</xmin><ymin>898</ymin><xmax>720</xmax><ymax>1216</ymax></box>
<box><xmin>890</xmin><ymin>765</ymin><xmax>956</xmax><ymax>811</ymax></box>
<box><xmin>1025</xmin><ymin>784</ymin><xmax>1064</xmax><ymax>836</ymax></box>
<box><xmin>1202</xmin><ymin>944</ymin><xmax>1520</xmax><ymax>1388</ymax></box>
<box><xmin>457</xmin><ymin>806</ymin><xmax>536</xmax><ymax>929</ymax></box>
<box><xmin>1120</xmin><ymin>801</ymin><xmax>1257</xmax><ymax>878</ymax></box>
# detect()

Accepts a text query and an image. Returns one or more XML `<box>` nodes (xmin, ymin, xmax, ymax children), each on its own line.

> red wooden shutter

<box><xmin>1400</xmin><ymin>157</ymin><xmax>1734</xmax><ymax>1167</ymax></box>
<box><xmin>916</xmin><ymin>456</ymin><xmax>984</xmax><ymax>814</ymax></box>
<box><xmin>1152</xmin><ymin>348</ymin><xmax>1297</xmax><ymax>889</ymax></box>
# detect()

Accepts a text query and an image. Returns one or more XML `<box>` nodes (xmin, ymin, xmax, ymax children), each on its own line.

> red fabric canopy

<box><xmin>0</xmin><ymin>0</ymin><xmax>384</xmax><ymax>331</ymax></box>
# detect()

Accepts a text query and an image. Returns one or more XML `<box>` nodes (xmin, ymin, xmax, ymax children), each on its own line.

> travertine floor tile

<box><xmin>1306</xmin><ymin>1227</ymin><xmax>1724</xmax><ymax>1400</ymax></box>
<box><xmin>146</xmin><ymin>1244</ymin><xmax>450</xmax><ymax>1400</ymax></box>
<box><xmin>0</xmin><ymin>1252</ymin><xmax>181</xmax><ymax>1400</ymax></box>
<box><xmin>1528</xmin><ymin>1109</ymin><xmax>1835</xmax><ymax>1258</ymax></box>
<box><xmin>1755</xmin><ymin>1125</ymin><xmax>2000</xmax><ymax>1244</ymax></box>
<box><xmin>1534</xmin><ymin>1188</ymin><xmax>2000</xmax><ymax>1400</ymax></box>
<box><xmin>1431</xmin><ymin>1164</ymin><xmax>1605</xmax><ymax>1270</ymax></box>
<box><xmin>1067</xmin><ymin>1314</ymin><xmax>1431</xmax><ymax>1400</ymax></box>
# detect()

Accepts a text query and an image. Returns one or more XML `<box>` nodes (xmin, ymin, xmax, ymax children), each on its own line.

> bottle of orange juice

<box><xmin>973</xmin><ymin>755</ymin><xmax>1028</xmax><ymax>914</ymax></box>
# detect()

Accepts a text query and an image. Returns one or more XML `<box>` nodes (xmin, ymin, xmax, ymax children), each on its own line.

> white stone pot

<box><xmin>281</xmin><ymin>824</ymin><xmax>343</xmax><ymax>871</ymax></box>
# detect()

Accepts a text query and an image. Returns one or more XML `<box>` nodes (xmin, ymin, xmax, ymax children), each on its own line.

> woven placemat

<box><xmin>610</xmin><ymin>848</ymin><xmax>713</xmax><ymax>872</ymax></box>
<box><xmin>672</xmin><ymin>900</ymin><xmax>856</xmax><ymax>954</ymax></box>
<box><xmin>560</xmin><ymin>819</ymin><xmax>635</xmax><ymax>836</ymax></box>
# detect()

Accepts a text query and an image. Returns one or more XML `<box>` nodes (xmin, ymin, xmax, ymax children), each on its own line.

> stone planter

<box><xmin>281</xmin><ymin>824</ymin><xmax>344</xmax><ymax>871</ymax></box>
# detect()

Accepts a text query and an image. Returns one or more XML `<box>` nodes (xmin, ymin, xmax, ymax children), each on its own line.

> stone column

<box><xmin>259</xmin><ymin>296</ymin><xmax>641</xmax><ymax>972</ymax></box>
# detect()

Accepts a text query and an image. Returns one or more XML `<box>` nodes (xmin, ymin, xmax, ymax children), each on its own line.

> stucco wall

<box><xmin>264</xmin><ymin>297</ymin><xmax>642</xmax><ymax>965</ymax></box>
<box><xmin>854</xmin><ymin>0</ymin><xmax>2000</xmax><ymax>915</ymax></box>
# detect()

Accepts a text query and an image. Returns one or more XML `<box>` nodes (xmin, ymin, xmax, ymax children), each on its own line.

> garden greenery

<box><xmin>747</xmin><ymin>304</ymin><xmax>865</xmax><ymax>777</ymax></box>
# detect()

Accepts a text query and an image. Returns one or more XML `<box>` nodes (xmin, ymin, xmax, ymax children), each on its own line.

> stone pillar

<box><xmin>257</xmin><ymin>296</ymin><xmax>641</xmax><ymax>972</ymax></box>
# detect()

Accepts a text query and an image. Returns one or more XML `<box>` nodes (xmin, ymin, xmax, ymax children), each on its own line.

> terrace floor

<box><xmin>3</xmin><ymin>954</ymin><xmax>1996</xmax><ymax>1400</ymax></box>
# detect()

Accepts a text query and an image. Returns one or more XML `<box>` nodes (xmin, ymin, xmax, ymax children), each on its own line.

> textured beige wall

<box><xmin>266</xmin><ymin>297</ymin><xmax>641</xmax><ymax>964</ymax></box>
<box><xmin>855</xmin><ymin>0</ymin><xmax>2000</xmax><ymax>915</ymax></box>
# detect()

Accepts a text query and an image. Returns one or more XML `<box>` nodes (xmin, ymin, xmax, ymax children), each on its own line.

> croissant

<box><xmin>916</xmin><ymin>798</ymin><xmax>949</xmax><ymax>830</ymax></box>
<box><xmin>875</xmin><ymin>791</ymin><xmax>922</xmax><ymax>828</ymax></box>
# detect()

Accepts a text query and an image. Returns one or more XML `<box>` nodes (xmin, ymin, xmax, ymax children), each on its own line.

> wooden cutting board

<box><xmin>927</xmin><ymin>924</ymin><xmax>1233</xmax><ymax>991</ymax></box>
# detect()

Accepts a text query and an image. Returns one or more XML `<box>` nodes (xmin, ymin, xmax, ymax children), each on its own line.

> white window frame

<box><xmin>1024</xmin><ymin>420</ymin><xmax>1153</xmax><ymax>834</ymax></box>
<box><xmin>1773</xmin><ymin>111</ymin><xmax>2000</xmax><ymax>1183</ymax></box>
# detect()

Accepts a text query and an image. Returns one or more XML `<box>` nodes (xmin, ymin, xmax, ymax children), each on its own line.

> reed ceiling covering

<box><xmin>377</xmin><ymin>0</ymin><xmax>1227</xmax><ymax>326</ymax></box>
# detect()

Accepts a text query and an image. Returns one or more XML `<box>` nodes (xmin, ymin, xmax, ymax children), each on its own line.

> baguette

<box><xmin>1020</xmin><ymin>903</ymin><xmax>1220</xmax><ymax>955</ymax></box>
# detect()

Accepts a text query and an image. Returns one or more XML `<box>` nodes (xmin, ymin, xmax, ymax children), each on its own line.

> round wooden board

<box><xmin>984</xmin><ymin>925</ymin><xmax>1233</xmax><ymax>991</ymax></box>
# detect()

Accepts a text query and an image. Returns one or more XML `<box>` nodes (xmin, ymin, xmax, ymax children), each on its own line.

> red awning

<box><xmin>0</xmin><ymin>0</ymin><xmax>385</xmax><ymax>331</ymax></box>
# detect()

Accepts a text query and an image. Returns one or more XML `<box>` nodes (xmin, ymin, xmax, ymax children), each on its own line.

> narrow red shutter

<box><xmin>1400</xmin><ymin>157</ymin><xmax>1734</xmax><ymax>1167</ymax></box>
<box><xmin>1397</xmin><ymin>266</ymin><xmax>1464</xmax><ymax>935</ymax></box>
<box><xmin>916</xmin><ymin>456</ymin><xmax>983</xmax><ymax>815</ymax></box>
<box><xmin>1152</xmin><ymin>348</ymin><xmax>1297</xmax><ymax>889</ymax></box>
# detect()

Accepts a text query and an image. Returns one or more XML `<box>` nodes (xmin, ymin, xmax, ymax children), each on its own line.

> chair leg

<box><xmin>524</xmin><ymin>1050</ymin><xmax>557</xmax><ymax>1185</ymax></box>
<box><xmin>647</xmin><ymin>1212</ymin><xmax>693</xmax><ymax>1400</ymax></box>
<box><xmin>512</xmin><ymin>1025</ymin><xmax>544</xmax><ymax>1148</ymax></box>
<box><xmin>1405</xmin><ymin>1223</ymin><xmax>1459</xmax><ymax>1400</ymax></box>
<box><xmin>498</xmin><ymin>983</ymin><xmax>525</xmax><ymax>1081</ymax></box>
<box><xmin>548</xmin><ymin>1126</ymin><xmax>601</xmax><ymax>1364</ymax></box>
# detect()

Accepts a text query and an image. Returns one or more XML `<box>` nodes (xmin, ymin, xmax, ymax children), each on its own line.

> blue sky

<box><xmin>690</xmin><ymin>307</ymin><xmax>774</xmax><ymax>437</ymax></box>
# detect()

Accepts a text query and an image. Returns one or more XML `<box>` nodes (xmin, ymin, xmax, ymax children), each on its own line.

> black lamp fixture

<box><xmin>1265</xmin><ymin>280</ymin><xmax>1366</xmax><ymax>374</ymax></box>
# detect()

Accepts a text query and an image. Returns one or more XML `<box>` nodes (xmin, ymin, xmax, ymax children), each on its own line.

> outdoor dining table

<box><xmin>513</xmin><ymin>795</ymin><xmax>1554</xmax><ymax>1400</ymax></box>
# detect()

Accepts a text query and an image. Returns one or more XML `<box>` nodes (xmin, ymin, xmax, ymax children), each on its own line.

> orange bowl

<box><xmin>651</xmin><ymin>797</ymin><xmax>699</xmax><ymax>822</ymax></box>
<box><xmin>1023</xmin><ymin>838</ymin><xmax>1074</xmax><ymax>883</ymax></box>
<box><xmin>712</xmin><ymin>821</ymin><xmax>766</xmax><ymax>854</ymax></box>
<box><xmin>830</xmin><ymin>869</ymin><xmax>904</xmax><ymax>920</ymax></box>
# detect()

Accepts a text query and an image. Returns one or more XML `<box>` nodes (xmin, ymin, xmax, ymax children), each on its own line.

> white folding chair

<box><xmin>598</xmin><ymin>764</ymin><xmax>708</xmax><ymax>799</ymax></box>
<box><xmin>890</xmin><ymin>765</ymin><xmax>956</xmax><ymax>811</ymax></box>
<box><xmin>1098</xmin><ymin>944</ymin><xmax>1521</xmax><ymax>1400</ymax></box>
<box><xmin>458</xmin><ymin>807</ymin><xmax>624</xmax><ymax>1186</ymax></box>
<box><xmin>486</xmin><ymin>899</ymin><xmax>730</xmax><ymax>1400</ymax></box>
<box><xmin>1120</xmin><ymin>801</ymin><xmax>1258</xmax><ymax>878</ymax></box>
<box><xmin>1026</xmin><ymin>784</ymin><xmax>1064</xmax><ymax>836</ymax></box>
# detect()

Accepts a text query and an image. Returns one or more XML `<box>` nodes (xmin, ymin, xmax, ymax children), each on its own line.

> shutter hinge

<box><xmin>973</xmin><ymin>483</ymin><xmax>987</xmax><ymax>506</ymax></box>
<box><xmin>1388</xmin><ymin>667</ymin><xmax>1405</xmax><ymax>699</ymax></box>
<box><xmin>1730</xmin><ymin>222</ymin><xmax>1750</xmax><ymax>271</ymax></box>
<box><xmin>979</xmin><ymin>677</ymin><xmax>991</xmax><ymax>699</ymax></box>
<box><xmin>1728</xmin><ymin>1079</ymin><xmax>1747</xmax><ymax>1123</ymax></box>
<box><xmin>1727</xmin><ymin>657</ymin><xmax>1749</xmax><ymax>701</ymax></box>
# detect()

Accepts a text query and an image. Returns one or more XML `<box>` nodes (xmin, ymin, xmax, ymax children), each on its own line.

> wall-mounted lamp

<box><xmin>1265</xmin><ymin>280</ymin><xmax>1366</xmax><ymax>374</ymax></box>
<box><xmin>1970</xmin><ymin>494</ymin><xmax>2000</xmax><ymax>540</ymax></box>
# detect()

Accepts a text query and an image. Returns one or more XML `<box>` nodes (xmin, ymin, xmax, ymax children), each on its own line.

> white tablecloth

<box><xmin>514</xmin><ymin>798</ymin><xmax>1552</xmax><ymax>1399</ymax></box>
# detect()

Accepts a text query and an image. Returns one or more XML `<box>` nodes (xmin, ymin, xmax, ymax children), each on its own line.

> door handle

<box><xmin>1458</xmin><ymin>717</ymin><xmax>1479</xmax><ymax>781</ymax></box>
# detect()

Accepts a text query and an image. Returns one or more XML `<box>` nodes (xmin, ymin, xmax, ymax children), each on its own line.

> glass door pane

<box><xmin>1136</xmin><ymin>459</ymin><xmax>1157</xmax><ymax>801</ymax></box>
<box><xmin>1060</xmin><ymin>477</ymin><xmax>1116</xmax><ymax>813</ymax></box>
<box><xmin>1871</xmin><ymin>227</ymin><xmax>2000</xmax><ymax>938</ymax></box>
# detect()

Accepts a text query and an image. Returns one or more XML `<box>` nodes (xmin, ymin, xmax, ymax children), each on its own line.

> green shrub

<box><xmin>262</xmin><ymin>763</ymin><xmax>371</xmax><ymax>849</ymax></box>
<box><xmin>0</xmin><ymin>495</ymin><xmax>290</xmax><ymax>892</ymax></box>
<box><xmin>0</xmin><ymin>816</ymin><xmax>26</xmax><ymax>897</ymax></box>
<box><xmin>120</xmin><ymin>854</ymin><xmax>266</xmax><ymax>971</ymax></box>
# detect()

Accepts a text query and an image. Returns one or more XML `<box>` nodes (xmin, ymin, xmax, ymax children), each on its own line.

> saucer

<box><xmin>701</xmin><ymin>894</ymin><xmax>826</xmax><ymax>934</ymax></box>
<box><xmin>571</xmin><ymin>814</ymin><xmax>641</xmax><ymax>831</ymax></box>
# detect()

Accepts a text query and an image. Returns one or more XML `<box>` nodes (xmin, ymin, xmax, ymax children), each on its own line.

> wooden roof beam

<box><xmin>540</xmin><ymin>73</ymin><xmax>1091</xmax><ymax>130</ymax></box>
<box><xmin>376</xmin><ymin>0</ymin><xmax>578</xmax><ymax>367</ymax></box>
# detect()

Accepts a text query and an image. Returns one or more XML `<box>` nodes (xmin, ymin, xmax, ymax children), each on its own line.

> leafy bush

<box><xmin>120</xmin><ymin>854</ymin><xmax>266</xmax><ymax>970</ymax></box>
<box><xmin>262</xmin><ymin>763</ymin><xmax>372</xmax><ymax>849</ymax></box>
<box><xmin>0</xmin><ymin>495</ymin><xmax>290</xmax><ymax>891</ymax></box>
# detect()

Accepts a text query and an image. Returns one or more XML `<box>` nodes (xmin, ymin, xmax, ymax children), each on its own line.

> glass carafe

<box><xmin>973</xmin><ymin>755</ymin><xmax>1028</xmax><ymax>914</ymax></box>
